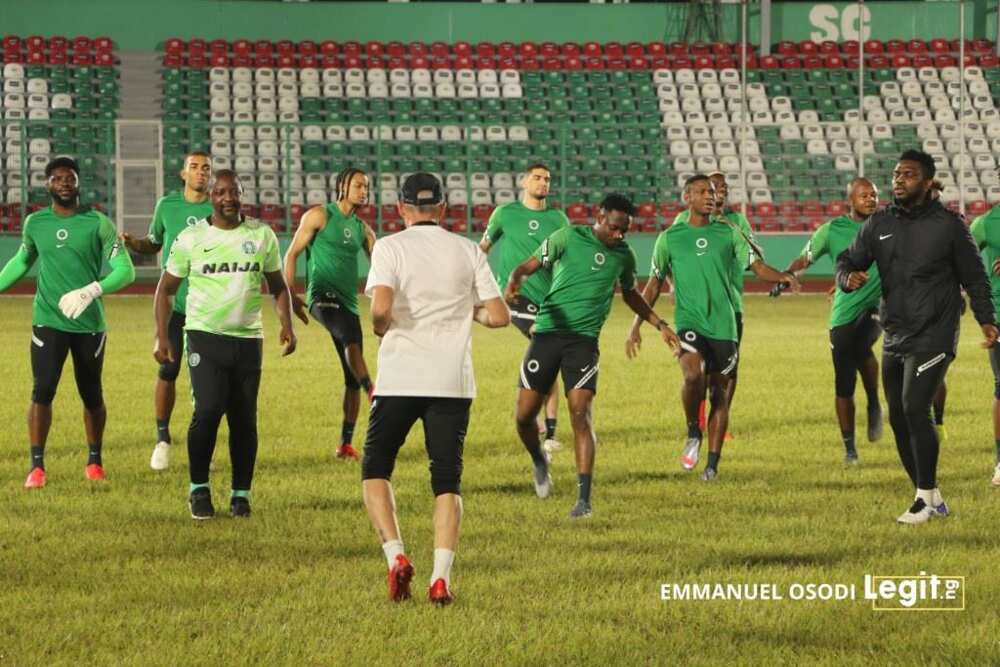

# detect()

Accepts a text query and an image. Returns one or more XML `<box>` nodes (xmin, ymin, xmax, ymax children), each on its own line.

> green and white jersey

<box><xmin>652</xmin><ymin>213</ymin><xmax>746</xmax><ymax>342</ymax></box>
<box><xmin>532</xmin><ymin>225</ymin><xmax>637</xmax><ymax>339</ymax></box>
<box><xmin>21</xmin><ymin>206</ymin><xmax>133</xmax><ymax>333</ymax></box>
<box><xmin>482</xmin><ymin>201</ymin><xmax>570</xmax><ymax>305</ymax></box>
<box><xmin>970</xmin><ymin>209</ymin><xmax>1000</xmax><ymax>322</ymax></box>
<box><xmin>148</xmin><ymin>191</ymin><xmax>214</xmax><ymax>314</ymax></box>
<box><xmin>305</xmin><ymin>203</ymin><xmax>366</xmax><ymax>315</ymax></box>
<box><xmin>803</xmin><ymin>215</ymin><xmax>882</xmax><ymax>328</ymax></box>
<box><xmin>715</xmin><ymin>210</ymin><xmax>755</xmax><ymax>313</ymax></box>
<box><xmin>166</xmin><ymin>218</ymin><xmax>282</xmax><ymax>338</ymax></box>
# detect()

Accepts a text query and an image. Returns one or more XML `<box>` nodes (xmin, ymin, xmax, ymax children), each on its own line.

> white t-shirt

<box><xmin>365</xmin><ymin>223</ymin><xmax>501</xmax><ymax>398</ymax></box>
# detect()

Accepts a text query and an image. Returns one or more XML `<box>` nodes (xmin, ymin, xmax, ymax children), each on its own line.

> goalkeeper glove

<box><xmin>58</xmin><ymin>281</ymin><xmax>103</xmax><ymax>319</ymax></box>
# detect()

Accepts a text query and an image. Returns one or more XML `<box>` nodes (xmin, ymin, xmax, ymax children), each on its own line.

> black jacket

<box><xmin>835</xmin><ymin>198</ymin><xmax>994</xmax><ymax>355</ymax></box>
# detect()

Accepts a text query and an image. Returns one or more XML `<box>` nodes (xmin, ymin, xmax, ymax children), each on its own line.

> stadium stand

<box><xmin>0</xmin><ymin>35</ymin><xmax>120</xmax><ymax>231</ymax></box>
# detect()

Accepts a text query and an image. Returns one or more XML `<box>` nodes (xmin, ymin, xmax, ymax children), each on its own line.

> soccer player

<box><xmin>969</xmin><ymin>209</ymin><xmax>1000</xmax><ymax>485</ymax></box>
<box><xmin>362</xmin><ymin>173</ymin><xmax>509</xmax><ymax>605</ymax></box>
<box><xmin>706</xmin><ymin>172</ymin><xmax>755</xmax><ymax>438</ymax></box>
<box><xmin>505</xmin><ymin>193</ymin><xmax>680</xmax><ymax>518</ymax></box>
<box><xmin>773</xmin><ymin>177</ymin><xmax>884</xmax><ymax>464</ymax></box>
<box><xmin>0</xmin><ymin>157</ymin><xmax>135</xmax><ymax>488</ymax></box>
<box><xmin>123</xmin><ymin>151</ymin><xmax>213</xmax><ymax>470</ymax></box>
<box><xmin>837</xmin><ymin>150</ymin><xmax>998</xmax><ymax>524</ymax></box>
<box><xmin>480</xmin><ymin>163</ymin><xmax>570</xmax><ymax>454</ymax></box>
<box><xmin>282</xmin><ymin>166</ymin><xmax>375</xmax><ymax>461</ymax></box>
<box><xmin>626</xmin><ymin>175</ymin><xmax>797</xmax><ymax>481</ymax></box>
<box><xmin>154</xmin><ymin>171</ymin><xmax>296</xmax><ymax>519</ymax></box>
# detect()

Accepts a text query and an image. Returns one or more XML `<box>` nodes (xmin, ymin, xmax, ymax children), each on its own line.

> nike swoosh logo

<box><xmin>203</xmin><ymin>247</ymin><xmax>217</xmax><ymax>252</ymax></box>
<box><xmin>879</xmin><ymin>234</ymin><xmax>893</xmax><ymax>240</ymax></box>
<box><xmin>56</xmin><ymin>244</ymin><xmax>65</xmax><ymax>248</ymax></box>
<box><xmin>696</xmin><ymin>252</ymin><xmax>706</xmax><ymax>256</ymax></box>
<box><xmin>591</xmin><ymin>267</ymin><xmax>600</xmax><ymax>271</ymax></box>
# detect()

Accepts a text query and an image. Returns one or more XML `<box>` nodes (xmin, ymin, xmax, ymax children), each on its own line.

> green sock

<box><xmin>189</xmin><ymin>482</ymin><xmax>210</xmax><ymax>494</ymax></box>
<box><xmin>231</xmin><ymin>489</ymin><xmax>250</xmax><ymax>499</ymax></box>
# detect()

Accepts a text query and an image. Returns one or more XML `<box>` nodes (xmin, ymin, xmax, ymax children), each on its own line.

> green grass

<box><xmin>1</xmin><ymin>295</ymin><xmax>999</xmax><ymax>665</ymax></box>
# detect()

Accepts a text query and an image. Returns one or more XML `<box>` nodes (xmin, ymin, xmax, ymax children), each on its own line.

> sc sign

<box><xmin>809</xmin><ymin>4</ymin><xmax>872</xmax><ymax>42</ymax></box>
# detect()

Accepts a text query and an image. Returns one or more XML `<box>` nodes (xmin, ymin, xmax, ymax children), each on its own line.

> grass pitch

<box><xmin>0</xmin><ymin>294</ymin><xmax>998</xmax><ymax>665</ymax></box>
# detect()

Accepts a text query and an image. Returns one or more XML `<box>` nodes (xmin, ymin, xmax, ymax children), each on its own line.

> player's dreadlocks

<box><xmin>333</xmin><ymin>166</ymin><xmax>367</xmax><ymax>209</ymax></box>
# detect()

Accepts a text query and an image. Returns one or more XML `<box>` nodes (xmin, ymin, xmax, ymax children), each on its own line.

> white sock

<box><xmin>930</xmin><ymin>488</ymin><xmax>943</xmax><ymax>507</ymax></box>
<box><xmin>430</xmin><ymin>548</ymin><xmax>455</xmax><ymax>587</ymax></box>
<box><xmin>382</xmin><ymin>539</ymin><xmax>405</xmax><ymax>569</ymax></box>
<box><xmin>916</xmin><ymin>488</ymin><xmax>935</xmax><ymax>506</ymax></box>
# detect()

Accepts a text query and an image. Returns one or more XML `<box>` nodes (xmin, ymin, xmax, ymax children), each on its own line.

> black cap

<box><xmin>44</xmin><ymin>156</ymin><xmax>80</xmax><ymax>178</ymax></box>
<box><xmin>400</xmin><ymin>172</ymin><xmax>443</xmax><ymax>206</ymax></box>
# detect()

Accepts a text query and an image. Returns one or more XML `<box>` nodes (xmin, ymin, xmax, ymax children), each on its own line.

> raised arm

<box><xmin>282</xmin><ymin>205</ymin><xmax>324</xmax><ymax>324</ymax></box>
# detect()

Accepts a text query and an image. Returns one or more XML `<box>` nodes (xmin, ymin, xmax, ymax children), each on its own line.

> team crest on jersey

<box><xmin>593</xmin><ymin>252</ymin><xmax>606</xmax><ymax>265</ymax></box>
<box><xmin>56</xmin><ymin>228</ymin><xmax>69</xmax><ymax>241</ymax></box>
<box><xmin>186</xmin><ymin>216</ymin><xmax>199</xmax><ymax>227</ymax></box>
<box><xmin>188</xmin><ymin>352</ymin><xmax>201</xmax><ymax>367</ymax></box>
<box><xmin>696</xmin><ymin>238</ymin><xmax>709</xmax><ymax>249</ymax></box>
<box><xmin>242</xmin><ymin>240</ymin><xmax>257</xmax><ymax>255</ymax></box>
<box><xmin>528</xmin><ymin>220</ymin><xmax>540</xmax><ymax>232</ymax></box>
<box><xmin>343</xmin><ymin>227</ymin><xmax>353</xmax><ymax>239</ymax></box>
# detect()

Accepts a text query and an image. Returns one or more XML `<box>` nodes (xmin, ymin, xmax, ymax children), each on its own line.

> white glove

<box><xmin>58</xmin><ymin>281</ymin><xmax>103</xmax><ymax>319</ymax></box>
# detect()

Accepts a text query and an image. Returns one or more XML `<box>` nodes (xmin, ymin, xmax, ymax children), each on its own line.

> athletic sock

<box><xmin>156</xmin><ymin>418</ymin><xmax>171</xmax><ymax>444</ymax></box>
<box><xmin>190</xmin><ymin>482</ymin><xmax>210</xmax><ymax>494</ymax></box>
<box><xmin>545</xmin><ymin>418</ymin><xmax>557</xmax><ymax>441</ymax></box>
<box><xmin>231</xmin><ymin>489</ymin><xmax>250</xmax><ymax>500</ymax></box>
<box><xmin>916</xmin><ymin>488</ymin><xmax>935</xmax><ymax>506</ymax></box>
<box><xmin>707</xmin><ymin>451</ymin><xmax>720</xmax><ymax>471</ymax></box>
<box><xmin>341</xmin><ymin>422</ymin><xmax>356</xmax><ymax>446</ymax></box>
<box><xmin>382</xmin><ymin>539</ymin><xmax>405</xmax><ymax>569</ymax></box>
<box><xmin>995</xmin><ymin>439</ymin><xmax>1000</xmax><ymax>463</ymax></box>
<box><xmin>431</xmin><ymin>548</ymin><xmax>455</xmax><ymax>587</ymax></box>
<box><xmin>577</xmin><ymin>473</ymin><xmax>592</xmax><ymax>504</ymax></box>
<box><xmin>842</xmin><ymin>431</ymin><xmax>857</xmax><ymax>455</ymax></box>
<box><xmin>87</xmin><ymin>444</ymin><xmax>102</xmax><ymax>466</ymax></box>
<box><xmin>30</xmin><ymin>445</ymin><xmax>44</xmax><ymax>471</ymax></box>
<box><xmin>933</xmin><ymin>406</ymin><xmax>944</xmax><ymax>426</ymax></box>
<box><xmin>687</xmin><ymin>422</ymin><xmax>702</xmax><ymax>440</ymax></box>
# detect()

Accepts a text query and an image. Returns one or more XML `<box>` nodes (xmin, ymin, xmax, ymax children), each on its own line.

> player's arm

<box><xmin>0</xmin><ymin>225</ymin><xmax>38</xmax><ymax>292</ymax></box>
<box><xmin>264</xmin><ymin>270</ymin><xmax>297</xmax><ymax>356</ymax></box>
<box><xmin>471</xmin><ymin>247</ymin><xmax>510</xmax><ymax>328</ymax></box>
<box><xmin>625</xmin><ymin>275</ymin><xmax>664</xmax><ymax>359</ymax></box>
<box><xmin>950</xmin><ymin>217</ymin><xmax>999</xmax><ymax>347</ymax></box>
<box><xmin>362</xmin><ymin>221</ymin><xmax>377</xmax><ymax>258</ymax></box>
<box><xmin>154</xmin><ymin>271</ymin><xmax>182</xmax><ymax>364</ymax></box>
<box><xmin>772</xmin><ymin>224</ymin><xmax>827</xmax><ymax>297</ymax></box>
<box><xmin>748</xmin><ymin>258</ymin><xmax>800</xmax><ymax>292</ymax></box>
<box><xmin>59</xmin><ymin>218</ymin><xmax>136</xmax><ymax>319</ymax></box>
<box><xmin>282</xmin><ymin>205</ymin><xmax>324</xmax><ymax>324</ymax></box>
<box><xmin>479</xmin><ymin>206</ymin><xmax>504</xmax><ymax>254</ymax></box>
<box><xmin>835</xmin><ymin>220</ymin><xmax>876</xmax><ymax>292</ymax></box>
<box><xmin>620</xmin><ymin>248</ymin><xmax>679</xmax><ymax>355</ymax></box>
<box><xmin>124</xmin><ymin>199</ymin><xmax>166</xmax><ymax>254</ymax></box>
<box><xmin>504</xmin><ymin>257</ymin><xmax>541</xmax><ymax>303</ymax></box>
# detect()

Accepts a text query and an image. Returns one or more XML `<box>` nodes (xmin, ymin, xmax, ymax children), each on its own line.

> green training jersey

<box><xmin>166</xmin><ymin>218</ymin><xmax>282</xmax><ymax>338</ymax></box>
<box><xmin>802</xmin><ymin>215</ymin><xmax>882</xmax><ymax>328</ymax></box>
<box><xmin>482</xmin><ymin>201</ymin><xmax>569</xmax><ymax>305</ymax></box>
<box><xmin>652</xmin><ymin>213</ymin><xmax>745</xmax><ymax>342</ymax></box>
<box><xmin>21</xmin><ymin>206</ymin><xmax>131</xmax><ymax>333</ymax></box>
<box><xmin>715</xmin><ymin>210</ymin><xmax>755</xmax><ymax>313</ymax></box>
<box><xmin>970</xmin><ymin>209</ymin><xmax>1000</xmax><ymax>322</ymax></box>
<box><xmin>532</xmin><ymin>225</ymin><xmax>637</xmax><ymax>338</ymax></box>
<box><xmin>148</xmin><ymin>191</ymin><xmax>214</xmax><ymax>314</ymax></box>
<box><xmin>304</xmin><ymin>204</ymin><xmax>366</xmax><ymax>315</ymax></box>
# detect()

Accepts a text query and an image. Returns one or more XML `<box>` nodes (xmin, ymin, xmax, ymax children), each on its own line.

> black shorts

<box><xmin>509</xmin><ymin>295</ymin><xmax>540</xmax><ymax>339</ymax></box>
<box><xmin>362</xmin><ymin>395</ymin><xmax>471</xmax><ymax>496</ymax></box>
<box><xmin>158</xmin><ymin>311</ymin><xmax>186</xmax><ymax>382</ymax></box>
<box><xmin>30</xmin><ymin>325</ymin><xmax>106</xmax><ymax>408</ymax></box>
<box><xmin>311</xmin><ymin>300</ymin><xmax>364</xmax><ymax>389</ymax></box>
<box><xmin>678</xmin><ymin>329</ymin><xmax>738</xmax><ymax>376</ymax></box>
<box><xmin>829</xmin><ymin>308</ymin><xmax>881</xmax><ymax>398</ymax></box>
<box><xmin>519</xmin><ymin>333</ymin><xmax>599</xmax><ymax>394</ymax></box>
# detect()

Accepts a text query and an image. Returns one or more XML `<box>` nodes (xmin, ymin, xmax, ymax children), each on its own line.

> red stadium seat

<box><xmin>566</xmin><ymin>203</ymin><xmax>589</xmax><ymax>222</ymax></box>
<box><xmin>428</xmin><ymin>41</ymin><xmax>448</xmax><ymax>58</ymax></box>
<box><xmin>365</xmin><ymin>41</ymin><xmax>385</xmax><ymax>58</ymax></box>
<box><xmin>73</xmin><ymin>36</ymin><xmax>93</xmax><ymax>52</ymax></box>
<box><xmin>777</xmin><ymin>202</ymin><xmax>801</xmax><ymax>218</ymax></box>
<box><xmin>26</xmin><ymin>35</ymin><xmax>45</xmax><ymax>51</ymax></box>
<box><xmin>891</xmin><ymin>54</ymin><xmax>912</xmax><ymax>68</ymax></box>
<box><xmin>885</xmin><ymin>39</ymin><xmax>906</xmax><ymax>54</ymax></box>
<box><xmin>454</xmin><ymin>55</ymin><xmax>474</xmax><ymax>69</ymax></box>
<box><xmin>300</xmin><ymin>55</ymin><xmax>318</xmax><ymax>68</ymax></box>
<box><xmin>630</xmin><ymin>56</ymin><xmax>650</xmax><ymax>69</ymax></box>
<box><xmin>2</xmin><ymin>36</ymin><xmax>21</xmax><ymax>50</ymax></box>
<box><xmin>825</xmin><ymin>201</ymin><xmax>848</xmax><ymax>217</ymax></box>
<box><xmin>802</xmin><ymin>201</ymin><xmax>824</xmax><ymax>217</ymax></box>
<box><xmin>343</xmin><ymin>55</ymin><xmax>363</xmax><ymax>69</ymax></box>
<box><xmin>543</xmin><ymin>57</ymin><xmax>562</xmax><ymax>70</ymax></box>
<box><xmin>321</xmin><ymin>54</ymin><xmax>341</xmax><ymax>68</ymax></box>
<box><xmin>673</xmin><ymin>56</ymin><xmax>693</xmax><ymax>69</ymax></box>
<box><xmin>669</xmin><ymin>42</ymin><xmax>688</xmax><ymax>56</ymax></box>
<box><xmin>342</xmin><ymin>41</ymin><xmax>362</xmax><ymax>57</ymax></box>
<box><xmin>277</xmin><ymin>54</ymin><xmax>295</xmax><ymax>68</ymax></box>
<box><xmin>661</xmin><ymin>202</ymin><xmax>684</xmax><ymax>219</ymax></box>
<box><xmin>520</xmin><ymin>42</ymin><xmax>539</xmax><ymax>58</ymax></box>
<box><xmin>980</xmin><ymin>54</ymin><xmax>999</xmax><ymax>68</ymax></box>
<box><xmin>929</xmin><ymin>38</ymin><xmax>950</xmax><ymax>54</ymax></box>
<box><xmin>758</xmin><ymin>221</ymin><xmax>784</xmax><ymax>233</ymax></box>
<box><xmin>583</xmin><ymin>42</ymin><xmax>602</xmax><ymax>57</ymax></box>
<box><xmin>49</xmin><ymin>51</ymin><xmax>69</xmax><ymax>65</ymax></box>
<box><xmin>232</xmin><ymin>39</ymin><xmax>251</xmax><ymax>56</ymax></box>
<box><xmin>27</xmin><ymin>51</ymin><xmax>45</xmax><ymax>64</ymax></box>
<box><xmin>498</xmin><ymin>42</ymin><xmax>516</xmax><ymax>58</ymax></box>
<box><xmin>776</xmin><ymin>41</ymin><xmax>798</xmax><ymax>56</ymax></box>
<box><xmin>474</xmin><ymin>56</ymin><xmax>497</xmax><ymax>69</ymax></box>
<box><xmin>452</xmin><ymin>220</ymin><xmax>469</xmax><ymax>233</ymax></box>
<box><xmin>472</xmin><ymin>205</ymin><xmax>494</xmax><ymax>223</ymax></box>
<box><xmin>428</xmin><ymin>56</ymin><xmax>448</xmax><ymax>69</ymax></box>
<box><xmin>356</xmin><ymin>206</ymin><xmax>377</xmax><ymax>223</ymax></box>
<box><xmin>290</xmin><ymin>205</ymin><xmax>307</xmax><ymax>224</ymax></box>
<box><xmin>907</xmin><ymin>40</ymin><xmax>928</xmax><ymax>54</ymax></box>
<box><xmin>934</xmin><ymin>55</ymin><xmax>957</xmax><ymax>68</ymax></box>
<box><xmin>564</xmin><ymin>56</ymin><xmax>583</xmax><ymax>70</ymax></box>
<box><xmin>641</xmin><ymin>218</ymin><xmax>659</xmax><ymax>233</ymax></box>
<box><xmin>385</xmin><ymin>56</ymin><xmax>404</xmax><ymax>69</ymax></box>
<box><xmin>637</xmin><ymin>202</ymin><xmax>657</xmax><ymax>218</ymax></box>
<box><xmin>96</xmin><ymin>52</ymin><xmax>115</xmax><ymax>67</ymax></box>
<box><xmin>798</xmin><ymin>40</ymin><xmax>818</xmax><ymax>55</ymax></box>
<box><xmin>454</xmin><ymin>41</ymin><xmax>471</xmax><ymax>57</ymax></box>
<box><xmin>162</xmin><ymin>54</ymin><xmax>182</xmax><ymax>67</ymax></box>
<box><xmin>604</xmin><ymin>42</ymin><xmax>624</xmax><ymax>58</ymax></box>
<box><xmin>584</xmin><ymin>57</ymin><xmax>604</xmax><ymax>70</ymax></box>
<box><xmin>259</xmin><ymin>204</ymin><xmax>284</xmax><ymax>222</ymax></box>
<box><xmin>254</xmin><ymin>40</ymin><xmax>272</xmax><ymax>56</ymax></box>
<box><xmin>784</xmin><ymin>220</ymin><xmax>809</xmax><ymax>233</ymax></box>
<box><xmin>712</xmin><ymin>42</ymin><xmax>732</xmax><ymax>56</ymax></box>
<box><xmin>210</xmin><ymin>53</ymin><xmax>229</xmax><ymax>67</ymax></box>
<box><xmin>694</xmin><ymin>55</ymin><xmax>712</xmax><ymax>69</ymax></box>
<box><xmin>475</xmin><ymin>42</ymin><xmax>495</xmax><ymax>58</ymax></box>
<box><xmin>868</xmin><ymin>55</ymin><xmax>890</xmax><ymax>69</ymax></box>
<box><xmin>299</xmin><ymin>40</ymin><xmax>318</xmax><ymax>56</ymax></box>
<box><xmin>863</xmin><ymin>39</ymin><xmax>884</xmax><ymax>54</ymax></box>
<box><xmin>972</xmin><ymin>39</ymin><xmax>994</xmax><ymax>53</ymax></box>
<box><xmin>716</xmin><ymin>56</ymin><xmax>737</xmax><ymax>69</ymax></box>
<box><xmin>803</xmin><ymin>56</ymin><xmax>823</xmax><ymax>69</ymax></box>
<box><xmin>540</xmin><ymin>42</ymin><xmax>560</xmax><ymax>58</ymax></box>
<box><xmin>561</xmin><ymin>42</ymin><xmax>582</xmax><ymax>58</ymax></box>
<box><xmin>647</xmin><ymin>42</ymin><xmax>667</xmax><ymax>57</ymax></box>
<box><xmin>72</xmin><ymin>52</ymin><xmax>94</xmax><ymax>65</ymax></box>
<box><xmin>754</xmin><ymin>202</ymin><xmax>777</xmax><ymax>218</ymax></box>
<box><xmin>968</xmin><ymin>200</ymin><xmax>989</xmax><ymax>217</ymax></box>
<box><xmin>208</xmin><ymin>39</ymin><xmax>228</xmax><ymax>55</ymax></box>
<box><xmin>690</xmin><ymin>42</ymin><xmax>711</xmax><ymax>56</ymax></box>
<box><xmin>650</xmin><ymin>56</ymin><xmax>670</xmax><ymax>69</ymax></box>
<box><xmin>164</xmin><ymin>38</ymin><xmax>183</xmax><ymax>56</ymax></box>
<box><xmin>320</xmin><ymin>40</ymin><xmax>339</xmax><ymax>56</ymax></box>
<box><xmin>759</xmin><ymin>55</ymin><xmax>779</xmax><ymax>69</ymax></box>
<box><xmin>607</xmin><ymin>57</ymin><xmax>627</xmax><ymax>70</ymax></box>
<box><xmin>381</xmin><ymin>220</ymin><xmax>404</xmax><ymax>234</ymax></box>
<box><xmin>49</xmin><ymin>36</ymin><xmax>68</xmax><ymax>51</ymax></box>
<box><xmin>406</xmin><ymin>41</ymin><xmax>427</xmax><ymax>57</ymax></box>
<box><xmin>841</xmin><ymin>40</ymin><xmax>860</xmax><ymax>55</ymax></box>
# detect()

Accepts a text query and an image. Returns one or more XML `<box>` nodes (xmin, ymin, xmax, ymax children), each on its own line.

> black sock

<box><xmin>88</xmin><ymin>444</ymin><xmax>102</xmax><ymax>466</ymax></box>
<box><xmin>30</xmin><ymin>445</ymin><xmax>44</xmax><ymax>470</ymax></box>
<box><xmin>995</xmin><ymin>439</ymin><xmax>1000</xmax><ymax>463</ymax></box>
<box><xmin>842</xmin><ymin>431</ymin><xmax>857</xmax><ymax>455</ymax></box>
<box><xmin>341</xmin><ymin>422</ymin><xmax>355</xmax><ymax>445</ymax></box>
<box><xmin>707</xmin><ymin>451</ymin><xmax>720</xmax><ymax>471</ymax></box>
<box><xmin>359</xmin><ymin>377</ymin><xmax>372</xmax><ymax>393</ymax></box>
<box><xmin>577</xmin><ymin>473</ymin><xmax>592</xmax><ymax>504</ymax></box>
<box><xmin>687</xmin><ymin>422</ymin><xmax>702</xmax><ymax>439</ymax></box>
<box><xmin>933</xmin><ymin>406</ymin><xmax>944</xmax><ymax>425</ymax></box>
<box><xmin>156</xmin><ymin>418</ymin><xmax>171</xmax><ymax>444</ymax></box>
<box><xmin>867</xmin><ymin>402</ymin><xmax>880</xmax><ymax>415</ymax></box>
<box><xmin>545</xmin><ymin>418</ymin><xmax>557</xmax><ymax>440</ymax></box>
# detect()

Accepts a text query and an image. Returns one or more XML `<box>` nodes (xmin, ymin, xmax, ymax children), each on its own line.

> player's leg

<box><xmin>720</xmin><ymin>311</ymin><xmax>743</xmax><ymax>439</ymax></box>
<box><xmin>882</xmin><ymin>351</ymin><xmax>915</xmax><ymax>487</ymax></box>
<box><xmin>560</xmin><ymin>334</ymin><xmax>599</xmax><ymax>517</ymax></box>
<box><xmin>312</xmin><ymin>304</ymin><xmax>371</xmax><ymax>459</ymax></box>
<box><xmin>69</xmin><ymin>331</ymin><xmax>107</xmax><ymax>480</ymax></box>
<box><xmin>422</xmin><ymin>397</ymin><xmax>471</xmax><ymax>604</ymax></box>
<box><xmin>702</xmin><ymin>371</ymin><xmax>731</xmax><ymax>481</ymax></box>
<box><xmin>25</xmin><ymin>327</ymin><xmax>71</xmax><ymax>487</ymax></box>
<box><xmin>896</xmin><ymin>352</ymin><xmax>951</xmax><ymax>524</ymax></box>
<box><xmin>677</xmin><ymin>330</ymin><xmax>707</xmax><ymax>470</ymax></box>
<box><xmin>541</xmin><ymin>380</ymin><xmax>561</xmax><ymax>453</ymax></box>
<box><xmin>932</xmin><ymin>380</ymin><xmax>947</xmax><ymax>442</ymax></box>
<box><xmin>333</xmin><ymin>338</ymin><xmax>362</xmax><ymax>459</ymax></box>
<box><xmin>225</xmin><ymin>337</ymin><xmax>263</xmax><ymax>518</ymax></box>
<box><xmin>831</xmin><ymin>324</ymin><xmax>861</xmax><ymax>463</ymax></box>
<box><xmin>185</xmin><ymin>331</ymin><xmax>232</xmax><ymax>519</ymax></box>
<box><xmin>989</xmin><ymin>346</ymin><xmax>1000</xmax><ymax>485</ymax></box>
<box><xmin>516</xmin><ymin>333</ymin><xmax>561</xmax><ymax>497</ymax></box>
<box><xmin>151</xmin><ymin>311</ymin><xmax>185</xmax><ymax>470</ymax></box>
<box><xmin>362</xmin><ymin>396</ymin><xmax>421</xmax><ymax>601</ymax></box>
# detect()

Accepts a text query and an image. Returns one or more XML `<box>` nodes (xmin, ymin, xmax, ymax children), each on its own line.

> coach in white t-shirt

<box><xmin>361</xmin><ymin>172</ymin><xmax>509</xmax><ymax>606</ymax></box>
